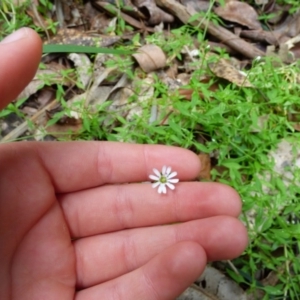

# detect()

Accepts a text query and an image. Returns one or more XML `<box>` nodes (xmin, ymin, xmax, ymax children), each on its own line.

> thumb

<box><xmin>0</xmin><ymin>28</ymin><xmax>42</xmax><ymax>110</ymax></box>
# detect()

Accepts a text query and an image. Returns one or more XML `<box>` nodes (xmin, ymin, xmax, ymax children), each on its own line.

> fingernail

<box><xmin>1</xmin><ymin>28</ymin><xmax>28</xmax><ymax>45</ymax></box>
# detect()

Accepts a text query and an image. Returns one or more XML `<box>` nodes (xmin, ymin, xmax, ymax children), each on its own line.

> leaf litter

<box><xmin>1</xmin><ymin>0</ymin><xmax>300</xmax><ymax>298</ymax></box>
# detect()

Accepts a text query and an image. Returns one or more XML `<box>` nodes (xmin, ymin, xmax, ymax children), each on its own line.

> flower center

<box><xmin>160</xmin><ymin>176</ymin><xmax>167</xmax><ymax>183</ymax></box>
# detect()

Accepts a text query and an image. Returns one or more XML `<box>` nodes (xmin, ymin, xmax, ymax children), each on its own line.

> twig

<box><xmin>93</xmin><ymin>1</ymin><xmax>155</xmax><ymax>32</ymax></box>
<box><xmin>159</xmin><ymin>110</ymin><xmax>173</xmax><ymax>125</ymax></box>
<box><xmin>156</xmin><ymin>0</ymin><xmax>264</xmax><ymax>59</ymax></box>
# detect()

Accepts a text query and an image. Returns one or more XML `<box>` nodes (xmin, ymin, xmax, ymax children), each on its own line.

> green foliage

<box><xmin>1</xmin><ymin>0</ymin><xmax>300</xmax><ymax>298</ymax></box>
<box><xmin>0</xmin><ymin>0</ymin><xmax>59</xmax><ymax>38</ymax></box>
<box><xmin>93</xmin><ymin>51</ymin><xmax>300</xmax><ymax>298</ymax></box>
<box><xmin>0</xmin><ymin>0</ymin><xmax>32</xmax><ymax>38</ymax></box>
<box><xmin>103</xmin><ymin>2</ymin><xmax>134</xmax><ymax>35</ymax></box>
<box><xmin>0</xmin><ymin>97</ymin><xmax>27</xmax><ymax>118</ymax></box>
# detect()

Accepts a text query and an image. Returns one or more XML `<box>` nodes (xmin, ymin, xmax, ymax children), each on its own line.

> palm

<box><xmin>1</xmin><ymin>144</ymin><xmax>75</xmax><ymax>299</ymax></box>
<box><xmin>10</xmin><ymin>206</ymin><xmax>75</xmax><ymax>298</ymax></box>
<box><xmin>0</xmin><ymin>28</ymin><xmax>248</xmax><ymax>300</ymax></box>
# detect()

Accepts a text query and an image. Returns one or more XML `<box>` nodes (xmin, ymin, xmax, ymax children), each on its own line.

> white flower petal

<box><xmin>166</xmin><ymin>182</ymin><xmax>175</xmax><ymax>190</ymax></box>
<box><xmin>168</xmin><ymin>171</ymin><xmax>177</xmax><ymax>179</ymax></box>
<box><xmin>158</xmin><ymin>184</ymin><xmax>163</xmax><ymax>194</ymax></box>
<box><xmin>165</xmin><ymin>166</ymin><xmax>171</xmax><ymax>176</ymax></box>
<box><xmin>158</xmin><ymin>184</ymin><xmax>167</xmax><ymax>194</ymax></box>
<box><xmin>149</xmin><ymin>174</ymin><xmax>160</xmax><ymax>181</ymax></box>
<box><xmin>152</xmin><ymin>182</ymin><xmax>160</xmax><ymax>188</ymax></box>
<box><xmin>153</xmin><ymin>168</ymin><xmax>161</xmax><ymax>177</ymax></box>
<box><xmin>162</xmin><ymin>166</ymin><xmax>167</xmax><ymax>175</ymax></box>
<box><xmin>169</xmin><ymin>178</ymin><xmax>179</xmax><ymax>183</ymax></box>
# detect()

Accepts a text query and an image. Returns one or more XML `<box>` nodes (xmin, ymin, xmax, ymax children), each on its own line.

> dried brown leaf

<box><xmin>214</xmin><ymin>1</ymin><xmax>261</xmax><ymax>30</ymax></box>
<box><xmin>133</xmin><ymin>0</ymin><xmax>174</xmax><ymax>24</ymax></box>
<box><xmin>266</xmin><ymin>44</ymin><xmax>294</xmax><ymax>63</ymax></box>
<box><xmin>198</xmin><ymin>153</ymin><xmax>211</xmax><ymax>180</ymax></box>
<box><xmin>68</xmin><ymin>53</ymin><xmax>92</xmax><ymax>89</ymax></box>
<box><xmin>290</xmin><ymin>43</ymin><xmax>300</xmax><ymax>59</ymax></box>
<box><xmin>16</xmin><ymin>67</ymin><xmax>72</xmax><ymax>101</ymax></box>
<box><xmin>292</xmin><ymin>123</ymin><xmax>300</xmax><ymax>131</ymax></box>
<box><xmin>241</xmin><ymin>29</ymin><xmax>281</xmax><ymax>45</ymax></box>
<box><xmin>180</xmin><ymin>0</ymin><xmax>210</xmax><ymax>13</ymax></box>
<box><xmin>274</xmin><ymin>11</ymin><xmax>300</xmax><ymax>37</ymax></box>
<box><xmin>255</xmin><ymin>0</ymin><xmax>268</xmax><ymax>4</ymax></box>
<box><xmin>264</xmin><ymin>2</ymin><xmax>287</xmax><ymax>25</ymax></box>
<box><xmin>133</xmin><ymin>44</ymin><xmax>166</xmax><ymax>73</ymax></box>
<box><xmin>208</xmin><ymin>59</ymin><xmax>253</xmax><ymax>87</ymax></box>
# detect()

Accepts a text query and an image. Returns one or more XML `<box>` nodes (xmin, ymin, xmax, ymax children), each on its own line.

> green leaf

<box><xmin>226</xmin><ymin>269</ymin><xmax>247</xmax><ymax>284</ymax></box>
<box><xmin>0</xmin><ymin>109</ymin><xmax>11</xmax><ymax>118</ymax></box>
<box><xmin>263</xmin><ymin>285</ymin><xmax>284</xmax><ymax>295</ymax></box>
<box><xmin>188</xmin><ymin>13</ymin><xmax>201</xmax><ymax>23</ymax></box>
<box><xmin>221</xmin><ymin>160</ymin><xmax>241</xmax><ymax>169</ymax></box>
<box><xmin>43</xmin><ymin>44</ymin><xmax>133</xmax><ymax>55</ymax></box>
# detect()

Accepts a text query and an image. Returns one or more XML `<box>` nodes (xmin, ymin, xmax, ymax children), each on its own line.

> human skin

<box><xmin>0</xmin><ymin>28</ymin><xmax>248</xmax><ymax>299</ymax></box>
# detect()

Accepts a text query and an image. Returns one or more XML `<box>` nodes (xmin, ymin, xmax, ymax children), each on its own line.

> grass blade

<box><xmin>43</xmin><ymin>44</ymin><xmax>133</xmax><ymax>55</ymax></box>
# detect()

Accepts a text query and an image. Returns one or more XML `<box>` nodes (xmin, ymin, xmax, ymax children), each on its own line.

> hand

<box><xmin>0</xmin><ymin>28</ymin><xmax>248</xmax><ymax>300</ymax></box>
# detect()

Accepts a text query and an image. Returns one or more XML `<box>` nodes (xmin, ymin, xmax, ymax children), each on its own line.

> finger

<box><xmin>74</xmin><ymin>216</ymin><xmax>248</xmax><ymax>288</ymax></box>
<box><xmin>60</xmin><ymin>182</ymin><xmax>242</xmax><ymax>237</ymax></box>
<box><xmin>2</xmin><ymin>141</ymin><xmax>200</xmax><ymax>192</ymax></box>
<box><xmin>75</xmin><ymin>241</ymin><xmax>206</xmax><ymax>300</ymax></box>
<box><xmin>0</xmin><ymin>28</ymin><xmax>42</xmax><ymax>110</ymax></box>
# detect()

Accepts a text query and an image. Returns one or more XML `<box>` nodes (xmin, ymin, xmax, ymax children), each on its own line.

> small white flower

<box><xmin>149</xmin><ymin>166</ymin><xmax>179</xmax><ymax>194</ymax></box>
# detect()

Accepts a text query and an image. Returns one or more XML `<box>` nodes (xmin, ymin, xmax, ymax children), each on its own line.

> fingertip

<box><xmin>186</xmin><ymin>149</ymin><xmax>202</xmax><ymax>179</ymax></box>
<box><xmin>226</xmin><ymin>218</ymin><xmax>248</xmax><ymax>259</ymax></box>
<box><xmin>233</xmin><ymin>218</ymin><xmax>249</xmax><ymax>255</ymax></box>
<box><xmin>164</xmin><ymin>241</ymin><xmax>207</xmax><ymax>278</ymax></box>
<box><xmin>144</xmin><ymin>241</ymin><xmax>207</xmax><ymax>299</ymax></box>
<box><xmin>0</xmin><ymin>27</ymin><xmax>42</xmax><ymax>62</ymax></box>
<box><xmin>206</xmin><ymin>216</ymin><xmax>248</xmax><ymax>261</ymax></box>
<box><xmin>24</xmin><ymin>27</ymin><xmax>43</xmax><ymax>54</ymax></box>
<box><xmin>215</xmin><ymin>183</ymin><xmax>243</xmax><ymax>217</ymax></box>
<box><xmin>0</xmin><ymin>27</ymin><xmax>42</xmax><ymax>110</ymax></box>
